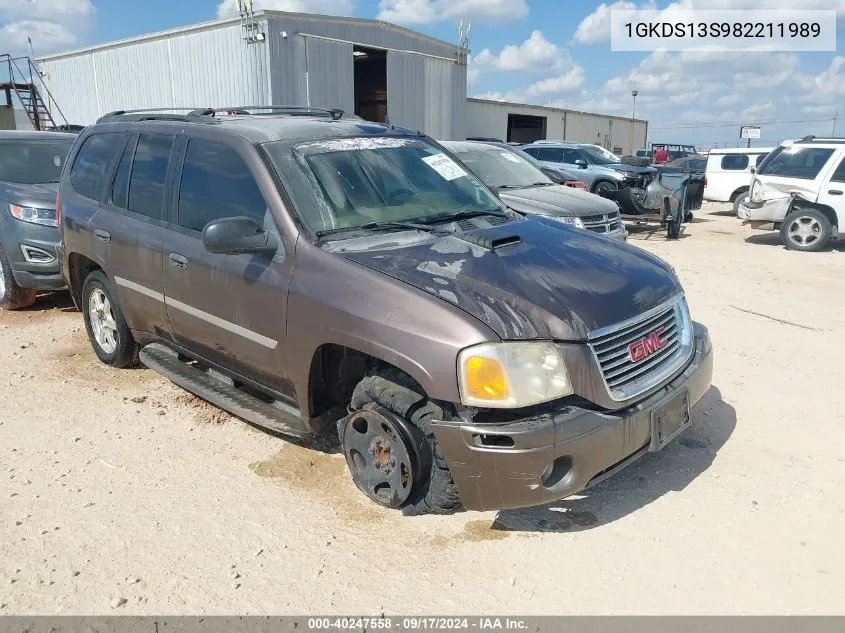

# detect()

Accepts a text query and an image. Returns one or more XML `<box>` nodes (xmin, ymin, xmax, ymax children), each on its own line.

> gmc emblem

<box><xmin>628</xmin><ymin>327</ymin><xmax>670</xmax><ymax>363</ymax></box>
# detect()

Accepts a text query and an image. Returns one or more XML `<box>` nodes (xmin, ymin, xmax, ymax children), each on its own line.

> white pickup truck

<box><xmin>738</xmin><ymin>137</ymin><xmax>844</xmax><ymax>252</ymax></box>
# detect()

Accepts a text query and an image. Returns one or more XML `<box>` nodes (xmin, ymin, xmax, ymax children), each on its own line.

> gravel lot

<box><xmin>1</xmin><ymin>203</ymin><xmax>843</xmax><ymax>615</ymax></box>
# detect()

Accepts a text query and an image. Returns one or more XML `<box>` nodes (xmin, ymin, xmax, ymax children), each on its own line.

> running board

<box><xmin>139</xmin><ymin>343</ymin><xmax>312</xmax><ymax>439</ymax></box>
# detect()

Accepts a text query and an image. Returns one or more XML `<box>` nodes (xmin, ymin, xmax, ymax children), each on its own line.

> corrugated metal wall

<box><xmin>465</xmin><ymin>99</ymin><xmax>648</xmax><ymax>155</ymax></box>
<box><xmin>265</xmin><ymin>13</ymin><xmax>466</xmax><ymax>139</ymax></box>
<box><xmin>37</xmin><ymin>12</ymin><xmax>467</xmax><ymax>138</ymax></box>
<box><xmin>38</xmin><ymin>22</ymin><xmax>270</xmax><ymax>124</ymax></box>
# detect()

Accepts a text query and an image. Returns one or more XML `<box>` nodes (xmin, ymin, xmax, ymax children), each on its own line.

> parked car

<box><xmin>650</xmin><ymin>143</ymin><xmax>699</xmax><ymax>162</ymax></box>
<box><xmin>0</xmin><ymin>130</ymin><xmax>76</xmax><ymax>309</ymax></box>
<box><xmin>502</xmin><ymin>145</ymin><xmax>588</xmax><ymax>189</ymax></box>
<box><xmin>667</xmin><ymin>155</ymin><xmax>707</xmax><ymax>171</ymax></box>
<box><xmin>519</xmin><ymin>141</ymin><xmax>651</xmax><ymax>195</ymax></box>
<box><xmin>59</xmin><ymin>106</ymin><xmax>713</xmax><ymax>515</ymax></box>
<box><xmin>704</xmin><ymin>147</ymin><xmax>773</xmax><ymax>213</ymax></box>
<box><xmin>738</xmin><ymin>136</ymin><xmax>844</xmax><ymax>251</ymax></box>
<box><xmin>442</xmin><ymin>140</ymin><xmax>627</xmax><ymax>240</ymax></box>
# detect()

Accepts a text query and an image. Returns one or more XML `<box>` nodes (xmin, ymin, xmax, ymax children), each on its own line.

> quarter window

<box><xmin>720</xmin><ymin>155</ymin><xmax>749</xmax><ymax>170</ymax></box>
<box><xmin>69</xmin><ymin>133</ymin><xmax>125</xmax><ymax>200</ymax></box>
<box><xmin>830</xmin><ymin>157</ymin><xmax>845</xmax><ymax>183</ymax></box>
<box><xmin>177</xmin><ymin>138</ymin><xmax>267</xmax><ymax>232</ymax></box>
<box><xmin>127</xmin><ymin>134</ymin><xmax>175</xmax><ymax>220</ymax></box>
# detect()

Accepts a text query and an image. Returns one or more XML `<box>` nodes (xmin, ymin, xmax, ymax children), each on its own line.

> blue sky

<box><xmin>2</xmin><ymin>0</ymin><xmax>844</xmax><ymax>147</ymax></box>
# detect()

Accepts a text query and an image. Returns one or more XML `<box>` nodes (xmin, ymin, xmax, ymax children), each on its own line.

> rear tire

<box><xmin>780</xmin><ymin>209</ymin><xmax>832</xmax><ymax>252</ymax></box>
<box><xmin>81</xmin><ymin>270</ymin><xmax>138</xmax><ymax>367</ymax></box>
<box><xmin>343</xmin><ymin>368</ymin><xmax>462</xmax><ymax>515</ymax></box>
<box><xmin>732</xmin><ymin>192</ymin><xmax>749</xmax><ymax>216</ymax></box>
<box><xmin>0</xmin><ymin>243</ymin><xmax>37</xmax><ymax>311</ymax></box>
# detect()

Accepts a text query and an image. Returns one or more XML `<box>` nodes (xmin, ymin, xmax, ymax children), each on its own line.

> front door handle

<box><xmin>828</xmin><ymin>190</ymin><xmax>843</xmax><ymax>195</ymax></box>
<box><xmin>169</xmin><ymin>253</ymin><xmax>188</xmax><ymax>270</ymax></box>
<box><xmin>94</xmin><ymin>229</ymin><xmax>111</xmax><ymax>243</ymax></box>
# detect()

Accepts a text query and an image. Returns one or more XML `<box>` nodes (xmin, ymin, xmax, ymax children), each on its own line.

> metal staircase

<box><xmin>1</xmin><ymin>54</ymin><xmax>67</xmax><ymax>131</ymax></box>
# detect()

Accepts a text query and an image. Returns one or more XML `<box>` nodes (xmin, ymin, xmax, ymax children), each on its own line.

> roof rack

<box><xmin>96</xmin><ymin>105</ymin><xmax>346</xmax><ymax>124</ymax></box>
<box><xmin>795</xmin><ymin>135</ymin><xmax>845</xmax><ymax>144</ymax></box>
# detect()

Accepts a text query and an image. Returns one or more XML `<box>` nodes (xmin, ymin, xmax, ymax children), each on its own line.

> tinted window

<box><xmin>720</xmin><ymin>155</ymin><xmax>749</xmax><ymax>170</ymax></box>
<box><xmin>0</xmin><ymin>139</ymin><xmax>75</xmax><ymax>184</ymax></box>
<box><xmin>534</xmin><ymin>148</ymin><xmax>563</xmax><ymax>162</ymax></box>
<box><xmin>128</xmin><ymin>134</ymin><xmax>175</xmax><ymax>220</ymax></box>
<box><xmin>110</xmin><ymin>137</ymin><xmax>135</xmax><ymax>208</ymax></box>
<box><xmin>830</xmin><ymin>157</ymin><xmax>845</xmax><ymax>183</ymax></box>
<box><xmin>755</xmin><ymin>153</ymin><xmax>769</xmax><ymax>167</ymax></box>
<box><xmin>690</xmin><ymin>159</ymin><xmax>706</xmax><ymax>170</ymax></box>
<box><xmin>177</xmin><ymin>138</ymin><xmax>267</xmax><ymax>232</ymax></box>
<box><xmin>758</xmin><ymin>147</ymin><xmax>835</xmax><ymax>180</ymax></box>
<box><xmin>562</xmin><ymin>148</ymin><xmax>584</xmax><ymax>164</ymax></box>
<box><xmin>70</xmin><ymin>133</ymin><xmax>125</xmax><ymax>200</ymax></box>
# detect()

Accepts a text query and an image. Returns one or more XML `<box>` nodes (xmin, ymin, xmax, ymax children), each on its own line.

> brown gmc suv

<box><xmin>58</xmin><ymin>106</ymin><xmax>714</xmax><ymax>515</ymax></box>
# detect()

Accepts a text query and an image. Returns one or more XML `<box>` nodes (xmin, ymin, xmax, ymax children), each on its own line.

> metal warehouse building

<box><xmin>35</xmin><ymin>10</ymin><xmax>468</xmax><ymax>139</ymax></box>
<box><xmin>466</xmin><ymin>98</ymin><xmax>649</xmax><ymax>156</ymax></box>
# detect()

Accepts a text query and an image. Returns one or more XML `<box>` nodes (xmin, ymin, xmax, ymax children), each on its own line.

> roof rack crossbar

<box><xmin>192</xmin><ymin>105</ymin><xmax>345</xmax><ymax>120</ymax></box>
<box><xmin>96</xmin><ymin>105</ymin><xmax>346</xmax><ymax>124</ymax></box>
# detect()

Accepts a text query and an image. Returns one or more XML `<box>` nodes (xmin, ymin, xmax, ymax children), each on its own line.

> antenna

<box><xmin>458</xmin><ymin>18</ymin><xmax>472</xmax><ymax>50</ymax></box>
<box><xmin>236</xmin><ymin>0</ymin><xmax>264</xmax><ymax>44</ymax></box>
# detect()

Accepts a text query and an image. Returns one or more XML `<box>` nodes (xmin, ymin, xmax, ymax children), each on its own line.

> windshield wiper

<box><xmin>529</xmin><ymin>182</ymin><xmax>555</xmax><ymax>187</ymax></box>
<box><xmin>495</xmin><ymin>185</ymin><xmax>525</xmax><ymax>190</ymax></box>
<box><xmin>418</xmin><ymin>208</ymin><xmax>511</xmax><ymax>224</ymax></box>
<box><xmin>315</xmin><ymin>220</ymin><xmax>443</xmax><ymax>240</ymax></box>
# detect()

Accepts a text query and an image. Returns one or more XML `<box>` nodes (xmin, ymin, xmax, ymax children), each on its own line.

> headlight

<box><xmin>749</xmin><ymin>179</ymin><xmax>761</xmax><ymax>203</ymax></box>
<box><xmin>546</xmin><ymin>215</ymin><xmax>584</xmax><ymax>229</ymax></box>
<box><xmin>9</xmin><ymin>204</ymin><xmax>58</xmax><ymax>227</ymax></box>
<box><xmin>458</xmin><ymin>341</ymin><xmax>573</xmax><ymax>408</ymax></box>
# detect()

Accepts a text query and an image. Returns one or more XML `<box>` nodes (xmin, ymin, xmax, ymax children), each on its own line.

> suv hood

<box><xmin>609</xmin><ymin>163</ymin><xmax>656</xmax><ymax>176</ymax></box>
<box><xmin>0</xmin><ymin>181</ymin><xmax>59</xmax><ymax>209</ymax></box>
<box><xmin>340</xmin><ymin>216</ymin><xmax>680</xmax><ymax>340</ymax></box>
<box><xmin>500</xmin><ymin>184</ymin><xmax>619</xmax><ymax>218</ymax></box>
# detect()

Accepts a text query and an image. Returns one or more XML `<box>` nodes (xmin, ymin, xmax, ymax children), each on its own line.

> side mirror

<box><xmin>575</xmin><ymin>159</ymin><xmax>588</xmax><ymax>169</ymax></box>
<box><xmin>749</xmin><ymin>167</ymin><xmax>756</xmax><ymax>174</ymax></box>
<box><xmin>202</xmin><ymin>216</ymin><xmax>279</xmax><ymax>256</ymax></box>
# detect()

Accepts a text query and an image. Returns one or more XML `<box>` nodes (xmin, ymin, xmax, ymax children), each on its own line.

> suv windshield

<box><xmin>264</xmin><ymin>136</ymin><xmax>504</xmax><ymax>236</ymax></box>
<box><xmin>0</xmin><ymin>139</ymin><xmax>75</xmax><ymax>184</ymax></box>
<box><xmin>756</xmin><ymin>145</ymin><xmax>835</xmax><ymax>180</ymax></box>
<box><xmin>453</xmin><ymin>147</ymin><xmax>552</xmax><ymax>189</ymax></box>
<box><xmin>579</xmin><ymin>144</ymin><xmax>620</xmax><ymax>165</ymax></box>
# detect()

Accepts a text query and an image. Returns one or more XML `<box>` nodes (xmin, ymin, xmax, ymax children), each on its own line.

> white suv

<box><xmin>738</xmin><ymin>137</ymin><xmax>844</xmax><ymax>252</ymax></box>
<box><xmin>704</xmin><ymin>147</ymin><xmax>773</xmax><ymax>213</ymax></box>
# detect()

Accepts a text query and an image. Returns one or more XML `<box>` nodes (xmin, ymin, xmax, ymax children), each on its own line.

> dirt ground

<box><xmin>1</xmin><ymin>203</ymin><xmax>843</xmax><ymax>615</ymax></box>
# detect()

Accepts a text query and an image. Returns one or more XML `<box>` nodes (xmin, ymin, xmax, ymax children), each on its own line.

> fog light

<box><xmin>541</xmin><ymin>456</ymin><xmax>573</xmax><ymax>490</ymax></box>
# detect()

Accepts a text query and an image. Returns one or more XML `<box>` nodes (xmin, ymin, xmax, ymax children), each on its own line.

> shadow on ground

<box><xmin>745</xmin><ymin>233</ymin><xmax>845</xmax><ymax>252</ymax></box>
<box><xmin>31</xmin><ymin>290</ymin><xmax>76</xmax><ymax>312</ymax></box>
<box><xmin>488</xmin><ymin>386</ymin><xmax>735</xmax><ymax>534</ymax></box>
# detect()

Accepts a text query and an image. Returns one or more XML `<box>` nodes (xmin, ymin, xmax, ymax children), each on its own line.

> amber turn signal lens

<box><xmin>464</xmin><ymin>356</ymin><xmax>509</xmax><ymax>401</ymax></box>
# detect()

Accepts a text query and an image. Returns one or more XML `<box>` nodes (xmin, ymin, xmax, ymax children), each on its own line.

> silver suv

<box><xmin>520</xmin><ymin>141</ymin><xmax>627</xmax><ymax>195</ymax></box>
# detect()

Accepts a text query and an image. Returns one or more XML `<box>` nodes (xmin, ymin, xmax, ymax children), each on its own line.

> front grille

<box><xmin>582</xmin><ymin>211</ymin><xmax>621</xmax><ymax>234</ymax></box>
<box><xmin>588</xmin><ymin>298</ymin><xmax>693</xmax><ymax>401</ymax></box>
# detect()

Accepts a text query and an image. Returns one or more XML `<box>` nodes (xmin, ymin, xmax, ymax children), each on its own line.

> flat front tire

<box><xmin>0</xmin><ymin>243</ymin><xmax>37</xmax><ymax>311</ymax></box>
<box><xmin>81</xmin><ymin>270</ymin><xmax>138</xmax><ymax>367</ymax></box>
<box><xmin>342</xmin><ymin>369</ymin><xmax>462</xmax><ymax>515</ymax></box>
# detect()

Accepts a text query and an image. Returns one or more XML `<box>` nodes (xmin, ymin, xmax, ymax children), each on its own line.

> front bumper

<box><xmin>738</xmin><ymin>197</ymin><xmax>790</xmax><ymax>223</ymax></box>
<box><xmin>432</xmin><ymin>323</ymin><xmax>713</xmax><ymax>512</ymax></box>
<box><xmin>0</xmin><ymin>216</ymin><xmax>63</xmax><ymax>290</ymax></box>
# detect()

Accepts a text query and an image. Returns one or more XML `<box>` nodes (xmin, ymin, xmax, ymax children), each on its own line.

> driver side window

<box><xmin>177</xmin><ymin>138</ymin><xmax>268</xmax><ymax>233</ymax></box>
<box><xmin>562</xmin><ymin>148</ymin><xmax>583</xmax><ymax>164</ymax></box>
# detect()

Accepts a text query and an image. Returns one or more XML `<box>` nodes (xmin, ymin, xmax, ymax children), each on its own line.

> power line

<box><xmin>651</xmin><ymin>116</ymin><xmax>834</xmax><ymax>130</ymax></box>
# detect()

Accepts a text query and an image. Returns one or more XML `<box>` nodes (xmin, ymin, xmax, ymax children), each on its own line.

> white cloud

<box><xmin>741</xmin><ymin>100</ymin><xmax>777</xmax><ymax>119</ymax></box>
<box><xmin>467</xmin><ymin>67</ymin><xmax>480</xmax><ymax>85</ymax></box>
<box><xmin>216</xmin><ymin>0</ymin><xmax>355</xmax><ymax>19</ymax></box>
<box><xmin>573</xmin><ymin>1</ymin><xmax>646</xmax><ymax>45</ymax></box>
<box><xmin>713</xmin><ymin>93</ymin><xmax>742</xmax><ymax>107</ymax></box>
<box><xmin>526</xmin><ymin>66</ymin><xmax>586</xmax><ymax>95</ymax></box>
<box><xmin>474</xmin><ymin>31</ymin><xmax>566</xmax><ymax>72</ymax></box>
<box><xmin>471</xmin><ymin>90</ymin><xmax>528</xmax><ymax>104</ymax></box>
<box><xmin>377</xmin><ymin>0</ymin><xmax>528</xmax><ymax>25</ymax></box>
<box><xmin>0</xmin><ymin>0</ymin><xmax>94</xmax><ymax>54</ymax></box>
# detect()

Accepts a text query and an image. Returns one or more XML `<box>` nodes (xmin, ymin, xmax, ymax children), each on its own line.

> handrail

<box><xmin>1</xmin><ymin>53</ymin><xmax>68</xmax><ymax>128</ymax></box>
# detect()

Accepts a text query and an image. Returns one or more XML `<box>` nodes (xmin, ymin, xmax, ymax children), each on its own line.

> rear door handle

<box><xmin>168</xmin><ymin>253</ymin><xmax>188</xmax><ymax>270</ymax></box>
<box><xmin>94</xmin><ymin>229</ymin><xmax>111</xmax><ymax>243</ymax></box>
<box><xmin>828</xmin><ymin>190</ymin><xmax>843</xmax><ymax>195</ymax></box>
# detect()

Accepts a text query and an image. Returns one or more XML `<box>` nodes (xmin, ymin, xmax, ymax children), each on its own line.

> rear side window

<box><xmin>720</xmin><ymin>155</ymin><xmax>749</xmax><ymax>170</ymax></box>
<box><xmin>830</xmin><ymin>157</ymin><xmax>845</xmax><ymax>183</ymax></box>
<box><xmin>69</xmin><ymin>133</ymin><xmax>125</xmax><ymax>200</ymax></box>
<box><xmin>177</xmin><ymin>138</ymin><xmax>267</xmax><ymax>232</ymax></box>
<box><xmin>128</xmin><ymin>134</ymin><xmax>175</xmax><ymax>220</ymax></box>
<box><xmin>758</xmin><ymin>147</ymin><xmax>835</xmax><ymax>180</ymax></box>
<box><xmin>534</xmin><ymin>148</ymin><xmax>563</xmax><ymax>162</ymax></box>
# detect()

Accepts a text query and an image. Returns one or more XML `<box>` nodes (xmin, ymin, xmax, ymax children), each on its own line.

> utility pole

<box><xmin>833</xmin><ymin>110</ymin><xmax>838</xmax><ymax>136</ymax></box>
<box><xmin>630</xmin><ymin>90</ymin><xmax>638</xmax><ymax>154</ymax></box>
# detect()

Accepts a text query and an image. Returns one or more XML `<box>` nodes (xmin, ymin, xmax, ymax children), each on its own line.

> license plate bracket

<box><xmin>649</xmin><ymin>389</ymin><xmax>691</xmax><ymax>452</ymax></box>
